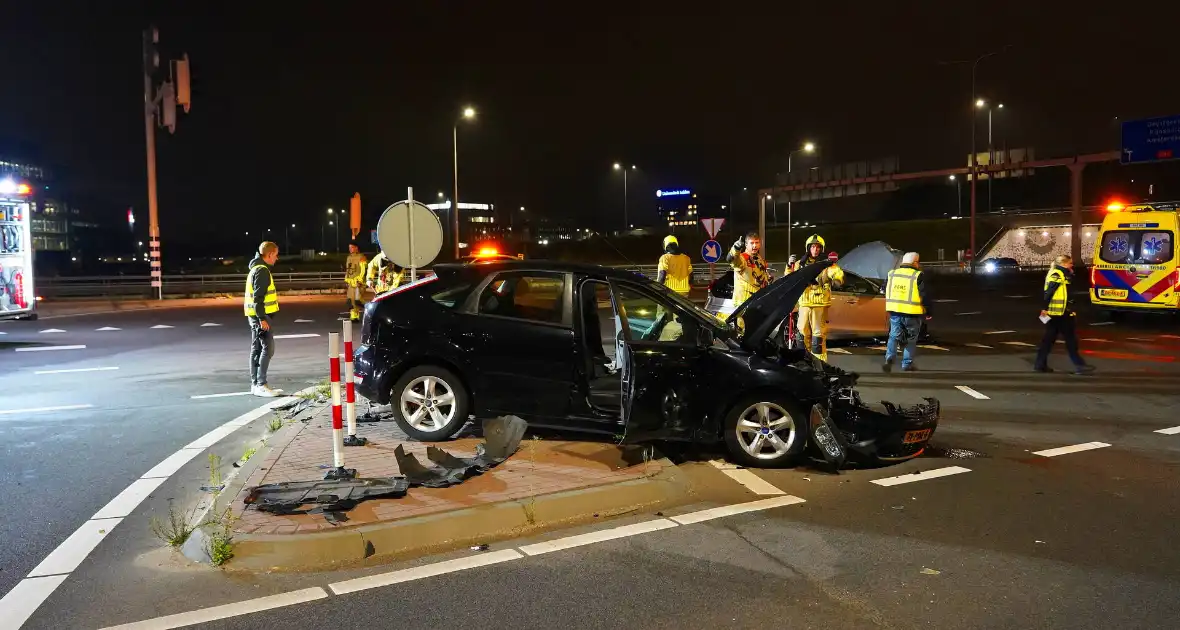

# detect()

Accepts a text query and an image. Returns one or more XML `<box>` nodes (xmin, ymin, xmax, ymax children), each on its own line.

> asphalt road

<box><xmin>4</xmin><ymin>279</ymin><xmax>1180</xmax><ymax>629</ymax></box>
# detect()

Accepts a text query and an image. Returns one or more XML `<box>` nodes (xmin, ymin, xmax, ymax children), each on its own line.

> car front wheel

<box><xmin>391</xmin><ymin>365</ymin><xmax>470</xmax><ymax>441</ymax></box>
<box><xmin>722</xmin><ymin>395</ymin><xmax>809</xmax><ymax>468</ymax></box>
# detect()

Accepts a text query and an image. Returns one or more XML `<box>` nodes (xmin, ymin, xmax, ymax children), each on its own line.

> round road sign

<box><xmin>701</xmin><ymin>239</ymin><xmax>722</xmax><ymax>264</ymax></box>
<box><xmin>376</xmin><ymin>200</ymin><xmax>444</xmax><ymax>268</ymax></box>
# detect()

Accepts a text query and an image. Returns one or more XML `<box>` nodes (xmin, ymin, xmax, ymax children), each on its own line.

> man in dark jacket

<box><xmin>244</xmin><ymin>241</ymin><xmax>283</xmax><ymax>396</ymax></box>
<box><xmin>1034</xmin><ymin>255</ymin><xmax>1094</xmax><ymax>375</ymax></box>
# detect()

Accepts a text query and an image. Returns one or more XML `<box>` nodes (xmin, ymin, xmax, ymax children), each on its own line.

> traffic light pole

<box><xmin>143</xmin><ymin>28</ymin><xmax>162</xmax><ymax>299</ymax></box>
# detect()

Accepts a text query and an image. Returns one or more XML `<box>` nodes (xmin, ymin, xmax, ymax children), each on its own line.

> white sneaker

<box><xmin>252</xmin><ymin>384</ymin><xmax>281</xmax><ymax>397</ymax></box>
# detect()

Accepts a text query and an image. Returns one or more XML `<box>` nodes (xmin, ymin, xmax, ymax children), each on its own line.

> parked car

<box><xmin>352</xmin><ymin>259</ymin><xmax>940</xmax><ymax>468</ymax></box>
<box><xmin>705</xmin><ymin>241</ymin><xmax>928</xmax><ymax>341</ymax></box>
<box><xmin>981</xmin><ymin>257</ymin><xmax>1022</xmax><ymax>274</ymax></box>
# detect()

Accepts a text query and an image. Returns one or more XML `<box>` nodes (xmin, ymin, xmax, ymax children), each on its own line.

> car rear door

<box><xmin>829</xmin><ymin>272</ymin><xmax>888</xmax><ymax>338</ymax></box>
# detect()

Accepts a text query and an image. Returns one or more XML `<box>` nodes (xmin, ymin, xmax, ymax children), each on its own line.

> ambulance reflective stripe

<box><xmin>1093</xmin><ymin>268</ymin><xmax>1174</xmax><ymax>303</ymax></box>
<box><xmin>1044</xmin><ymin>268</ymin><xmax>1068</xmax><ymax>316</ymax></box>
<box><xmin>885</xmin><ymin>267</ymin><xmax>924</xmax><ymax>315</ymax></box>
<box><xmin>243</xmin><ymin>264</ymin><xmax>279</xmax><ymax>316</ymax></box>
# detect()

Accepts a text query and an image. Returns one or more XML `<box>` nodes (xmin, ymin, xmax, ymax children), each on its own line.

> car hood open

<box><xmin>728</xmin><ymin>260</ymin><xmax>832</xmax><ymax>352</ymax></box>
<box><xmin>837</xmin><ymin>241</ymin><xmax>903</xmax><ymax>282</ymax></box>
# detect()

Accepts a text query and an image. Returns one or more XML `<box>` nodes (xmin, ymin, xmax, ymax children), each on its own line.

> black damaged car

<box><xmin>353</xmin><ymin>260</ymin><xmax>939</xmax><ymax>468</ymax></box>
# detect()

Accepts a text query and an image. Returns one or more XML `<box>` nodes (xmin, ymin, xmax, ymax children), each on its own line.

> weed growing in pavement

<box><xmin>268</xmin><ymin>414</ymin><xmax>283</xmax><ymax>432</ymax></box>
<box><xmin>522</xmin><ymin>499</ymin><xmax>537</xmax><ymax>526</ymax></box>
<box><xmin>204</xmin><ymin>509</ymin><xmax>236</xmax><ymax>567</ymax></box>
<box><xmin>150</xmin><ymin>501</ymin><xmax>198</xmax><ymax>548</ymax></box>
<box><xmin>207</xmin><ymin>453</ymin><xmax>223</xmax><ymax>495</ymax></box>
<box><xmin>241</xmin><ymin>446</ymin><xmax>258</xmax><ymax>463</ymax></box>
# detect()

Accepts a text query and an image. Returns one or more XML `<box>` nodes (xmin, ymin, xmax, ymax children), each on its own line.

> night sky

<box><xmin>2</xmin><ymin>2</ymin><xmax>1178</xmax><ymax>251</ymax></box>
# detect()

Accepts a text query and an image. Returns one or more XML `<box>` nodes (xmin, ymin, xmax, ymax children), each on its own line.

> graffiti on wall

<box><xmin>981</xmin><ymin>224</ymin><xmax>1100</xmax><ymax>266</ymax></box>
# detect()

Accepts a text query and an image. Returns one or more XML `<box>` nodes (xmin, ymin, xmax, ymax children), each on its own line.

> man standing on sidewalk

<box><xmin>245</xmin><ymin>241</ymin><xmax>283</xmax><ymax>397</ymax></box>
<box><xmin>883</xmin><ymin>252</ymin><xmax>931</xmax><ymax>373</ymax></box>
<box><xmin>1034</xmin><ymin>254</ymin><xmax>1094</xmax><ymax>375</ymax></box>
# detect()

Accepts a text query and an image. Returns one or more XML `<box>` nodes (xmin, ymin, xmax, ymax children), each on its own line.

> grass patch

<box><xmin>241</xmin><ymin>446</ymin><xmax>258</xmax><ymax>462</ymax></box>
<box><xmin>207</xmin><ymin>453</ymin><xmax>223</xmax><ymax>496</ymax></box>
<box><xmin>205</xmin><ymin>509</ymin><xmax>236</xmax><ymax>567</ymax></box>
<box><xmin>267</xmin><ymin>414</ymin><xmax>283</xmax><ymax>432</ymax></box>
<box><xmin>150</xmin><ymin>502</ymin><xmax>198</xmax><ymax>548</ymax></box>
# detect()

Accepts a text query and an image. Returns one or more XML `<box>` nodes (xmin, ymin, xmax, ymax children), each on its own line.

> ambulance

<box><xmin>0</xmin><ymin>177</ymin><xmax>36</xmax><ymax>320</ymax></box>
<box><xmin>1089</xmin><ymin>201</ymin><xmax>1179</xmax><ymax>316</ymax></box>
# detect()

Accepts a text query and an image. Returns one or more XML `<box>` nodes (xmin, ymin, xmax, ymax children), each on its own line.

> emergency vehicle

<box><xmin>1090</xmin><ymin>201</ymin><xmax>1179</xmax><ymax>316</ymax></box>
<box><xmin>0</xmin><ymin>177</ymin><xmax>36</xmax><ymax>320</ymax></box>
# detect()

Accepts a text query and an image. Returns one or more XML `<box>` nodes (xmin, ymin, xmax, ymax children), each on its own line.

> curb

<box><xmin>228</xmin><ymin>458</ymin><xmax>691</xmax><ymax>572</ymax></box>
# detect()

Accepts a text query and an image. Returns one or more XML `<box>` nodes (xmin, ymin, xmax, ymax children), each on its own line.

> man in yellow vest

<box><xmin>656</xmin><ymin>235</ymin><xmax>693</xmax><ymax>296</ymax></box>
<box><xmin>245</xmin><ymin>241</ymin><xmax>283</xmax><ymax>397</ymax></box>
<box><xmin>786</xmin><ymin>234</ymin><xmax>844</xmax><ymax>362</ymax></box>
<box><xmin>883</xmin><ymin>252</ymin><xmax>930</xmax><ymax>372</ymax></box>
<box><xmin>727</xmin><ymin>231</ymin><xmax>772</xmax><ymax>308</ymax></box>
<box><xmin>1034</xmin><ymin>255</ymin><xmax>1093</xmax><ymax>375</ymax></box>
<box><xmin>344</xmin><ymin>240</ymin><xmax>368</xmax><ymax>321</ymax></box>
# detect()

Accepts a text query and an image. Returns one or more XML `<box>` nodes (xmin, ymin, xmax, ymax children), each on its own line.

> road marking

<box><xmin>918</xmin><ymin>344</ymin><xmax>949</xmax><ymax>351</ymax></box>
<box><xmin>955</xmin><ymin>311</ymin><xmax>983</xmax><ymax>316</ymax></box>
<box><xmin>983</xmin><ymin>330</ymin><xmax>1015</xmax><ymax>335</ymax></box>
<box><xmin>273</xmin><ymin>333</ymin><xmax>321</xmax><ymax>339</ymax></box>
<box><xmin>934</xmin><ymin>299</ymin><xmax>958</xmax><ymax>303</ymax></box>
<box><xmin>518</xmin><ymin>519</ymin><xmax>678</xmax><ymax>556</ymax></box>
<box><xmin>330</xmin><ymin>550</ymin><xmax>523</xmax><ymax>595</ymax></box>
<box><xmin>293</xmin><ymin>318</ymin><xmax>315</xmax><ymax>323</ymax></box>
<box><xmin>141</xmin><ymin>448</ymin><xmax>205</xmax><ymax>479</ymax></box>
<box><xmin>39</xmin><ymin>328</ymin><xmax>66</xmax><ymax>333</ymax></box>
<box><xmin>27</xmin><ymin>518</ymin><xmax>122</xmax><ymax>577</ymax></box>
<box><xmin>0</xmin><ymin>404</ymin><xmax>95</xmax><ymax>416</ymax></box>
<box><xmin>828</xmin><ymin>348</ymin><xmax>851</xmax><ymax>355</ymax></box>
<box><xmin>95</xmin><ymin>326</ymin><xmax>121</xmax><ymax>331</ymax></box>
<box><xmin>190</xmin><ymin>391</ymin><xmax>252</xmax><ymax>400</ymax></box>
<box><xmin>870</xmin><ymin>466</ymin><xmax>971</xmax><ymax>487</ymax></box>
<box><xmin>1032</xmin><ymin>442</ymin><xmax>1111</xmax><ymax>457</ymax></box>
<box><xmin>92</xmin><ymin>477</ymin><xmax>170</xmax><ymax>520</ymax></box>
<box><xmin>1090</xmin><ymin>321</ymin><xmax>1115</xmax><ymax>326</ymax></box>
<box><xmin>150</xmin><ymin>324</ymin><xmax>174</xmax><ymax>329</ymax></box>
<box><xmin>708</xmin><ymin>460</ymin><xmax>785</xmax><ymax>495</ymax></box>
<box><xmin>1000</xmin><ymin>341</ymin><xmax>1037</xmax><ymax>347</ymax></box>
<box><xmin>200</xmin><ymin>322</ymin><xmax>222</xmax><ymax>327</ymax></box>
<box><xmin>1126</xmin><ymin>337</ymin><xmax>1153</xmax><ymax>342</ymax></box>
<box><xmin>1154</xmin><ymin>426</ymin><xmax>1180</xmax><ymax>435</ymax></box>
<box><xmin>1004</xmin><ymin>295</ymin><xmax>1030</xmax><ymax>299</ymax></box>
<box><xmin>670</xmin><ymin>495</ymin><xmax>806</xmax><ymax>525</ymax></box>
<box><xmin>1159</xmin><ymin>334</ymin><xmax>1180</xmax><ymax>340</ymax></box>
<box><xmin>869</xmin><ymin>346</ymin><xmax>887</xmax><ymax>351</ymax></box>
<box><xmin>0</xmin><ymin>575</ymin><xmax>69</xmax><ymax>630</ymax></box>
<box><xmin>34</xmin><ymin>366</ymin><xmax>119</xmax><ymax>375</ymax></box>
<box><xmin>955</xmin><ymin>385</ymin><xmax>990</xmax><ymax>400</ymax></box>
<box><xmin>99</xmin><ymin>587</ymin><xmax>330</xmax><ymax>630</ymax></box>
<box><xmin>14</xmin><ymin>344</ymin><xmax>87</xmax><ymax>352</ymax></box>
<box><xmin>1082</xmin><ymin>338</ymin><xmax>1111</xmax><ymax>343</ymax></box>
<box><xmin>965</xmin><ymin>343</ymin><xmax>993</xmax><ymax>349</ymax></box>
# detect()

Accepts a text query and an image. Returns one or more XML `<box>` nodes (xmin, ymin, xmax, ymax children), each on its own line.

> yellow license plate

<box><xmin>903</xmin><ymin>429</ymin><xmax>932</xmax><ymax>444</ymax></box>
<box><xmin>1099</xmin><ymin>289</ymin><xmax>1129</xmax><ymax>300</ymax></box>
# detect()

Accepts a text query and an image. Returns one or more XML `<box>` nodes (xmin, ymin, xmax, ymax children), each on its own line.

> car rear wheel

<box><xmin>722</xmin><ymin>395</ymin><xmax>809</xmax><ymax>468</ymax></box>
<box><xmin>391</xmin><ymin>365</ymin><xmax>470</xmax><ymax>441</ymax></box>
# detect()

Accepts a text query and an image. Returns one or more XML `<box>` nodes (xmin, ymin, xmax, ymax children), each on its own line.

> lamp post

<box><xmin>453</xmin><ymin>106</ymin><xmax>476</xmax><ymax>258</ymax></box>
<box><xmin>988</xmin><ymin>102</ymin><xmax>1004</xmax><ymax>214</ymax></box>
<box><xmin>786</xmin><ymin>141</ymin><xmax>816</xmax><ymax>256</ymax></box>
<box><xmin>285</xmin><ymin>223</ymin><xmax>295</xmax><ymax>252</ymax></box>
<box><xmin>613</xmin><ymin>163</ymin><xmax>636</xmax><ymax>232</ymax></box>
<box><xmin>949</xmin><ymin>175</ymin><xmax>961</xmax><ymax>217</ymax></box>
<box><xmin>327</xmin><ymin>208</ymin><xmax>338</xmax><ymax>253</ymax></box>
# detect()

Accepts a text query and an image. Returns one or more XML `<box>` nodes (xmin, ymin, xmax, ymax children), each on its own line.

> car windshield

<box><xmin>641</xmin><ymin>277</ymin><xmax>729</xmax><ymax>333</ymax></box>
<box><xmin>1100</xmin><ymin>230</ymin><xmax>1174</xmax><ymax>265</ymax></box>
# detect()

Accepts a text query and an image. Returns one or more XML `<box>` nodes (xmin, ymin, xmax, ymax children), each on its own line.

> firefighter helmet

<box><xmin>663</xmin><ymin>235</ymin><xmax>679</xmax><ymax>250</ymax></box>
<box><xmin>805</xmin><ymin>234</ymin><xmax>826</xmax><ymax>250</ymax></box>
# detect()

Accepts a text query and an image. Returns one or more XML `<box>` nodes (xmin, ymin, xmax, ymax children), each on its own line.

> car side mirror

<box><xmin>696</xmin><ymin>326</ymin><xmax>714</xmax><ymax>348</ymax></box>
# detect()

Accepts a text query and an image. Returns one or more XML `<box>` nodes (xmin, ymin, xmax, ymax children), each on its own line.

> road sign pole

<box><xmin>407</xmin><ymin>187</ymin><xmax>417</xmax><ymax>283</ymax></box>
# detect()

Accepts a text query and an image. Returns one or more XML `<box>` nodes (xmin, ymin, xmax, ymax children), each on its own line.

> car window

<box><xmin>431</xmin><ymin>283</ymin><xmax>474</xmax><ymax>309</ymax></box>
<box><xmin>839</xmin><ymin>271</ymin><xmax>877</xmax><ymax>295</ymax></box>
<box><xmin>477</xmin><ymin>272</ymin><xmax>566</xmax><ymax>324</ymax></box>
<box><xmin>614</xmin><ymin>283</ymin><xmax>699</xmax><ymax>344</ymax></box>
<box><xmin>1101</xmin><ymin>230</ymin><xmax>1175</xmax><ymax>265</ymax></box>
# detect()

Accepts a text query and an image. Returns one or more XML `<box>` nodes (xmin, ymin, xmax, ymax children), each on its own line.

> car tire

<box><xmin>722</xmin><ymin>394</ymin><xmax>809</xmax><ymax>468</ymax></box>
<box><xmin>390</xmin><ymin>365</ymin><xmax>470</xmax><ymax>442</ymax></box>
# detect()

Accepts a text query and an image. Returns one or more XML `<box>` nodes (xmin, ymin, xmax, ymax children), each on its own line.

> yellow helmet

<box><xmin>663</xmin><ymin>235</ymin><xmax>679</xmax><ymax>249</ymax></box>
<box><xmin>805</xmin><ymin>234</ymin><xmax>825</xmax><ymax>250</ymax></box>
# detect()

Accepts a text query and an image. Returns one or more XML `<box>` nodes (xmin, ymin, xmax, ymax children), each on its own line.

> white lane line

<box><xmin>0</xmin><ymin>404</ymin><xmax>95</xmax><ymax>416</ymax></box>
<box><xmin>200</xmin><ymin>322</ymin><xmax>222</xmax><ymax>327</ymax></box>
<box><xmin>293</xmin><ymin>318</ymin><xmax>315</xmax><ymax>323</ymax></box>
<box><xmin>1126</xmin><ymin>337</ymin><xmax>1153</xmax><ymax>342</ymax></box>
<box><xmin>934</xmin><ymin>299</ymin><xmax>958</xmax><ymax>303</ymax></box>
<box><xmin>1004</xmin><ymin>295</ymin><xmax>1030</xmax><ymax>299</ymax></box>
<box><xmin>190</xmin><ymin>391</ymin><xmax>252</xmax><ymax>400</ymax></box>
<box><xmin>1083</xmin><ymin>338</ymin><xmax>1111</xmax><ymax>343</ymax></box>
<box><xmin>95</xmin><ymin>326</ymin><xmax>121</xmax><ymax>331</ymax></box>
<box><xmin>828</xmin><ymin>348</ymin><xmax>851</xmax><ymax>355</ymax></box>
<box><xmin>329</xmin><ymin>551</ymin><xmax>523</xmax><ymax>595</ymax></box>
<box><xmin>27</xmin><ymin>518</ymin><xmax>123</xmax><ymax>577</ymax></box>
<box><xmin>0</xmin><ymin>575</ymin><xmax>69</xmax><ymax>630</ymax></box>
<box><xmin>92</xmin><ymin>477</ymin><xmax>169</xmax><ymax>520</ymax></box>
<box><xmin>1154</xmin><ymin>426</ymin><xmax>1180</xmax><ymax>435</ymax></box>
<box><xmin>870</xmin><ymin>466</ymin><xmax>971</xmax><ymax>487</ymax></box>
<box><xmin>671</xmin><ymin>495</ymin><xmax>806</xmax><ymax>525</ymax></box>
<box><xmin>34</xmin><ymin>366</ymin><xmax>119</xmax><ymax>375</ymax></box>
<box><xmin>1000</xmin><ymin>341</ymin><xmax>1037</xmax><ymax>347</ymax></box>
<box><xmin>708</xmin><ymin>460</ymin><xmax>785</xmax><ymax>495</ymax></box>
<box><xmin>99</xmin><ymin>587</ymin><xmax>331</xmax><ymax>630</ymax></box>
<box><xmin>955</xmin><ymin>385</ymin><xmax>990</xmax><ymax>400</ymax></box>
<box><xmin>15</xmin><ymin>344</ymin><xmax>87</xmax><ymax>352</ymax></box>
<box><xmin>518</xmin><ymin>519</ymin><xmax>678</xmax><ymax>556</ymax></box>
<box><xmin>983</xmin><ymin>330</ymin><xmax>1015</xmax><ymax>335</ymax></box>
<box><xmin>918</xmin><ymin>345</ymin><xmax>949</xmax><ymax>351</ymax></box>
<box><xmin>1159</xmin><ymin>334</ymin><xmax>1180</xmax><ymax>340</ymax></box>
<box><xmin>1089</xmin><ymin>321</ymin><xmax>1115</xmax><ymax>326</ymax></box>
<box><xmin>869</xmin><ymin>346</ymin><xmax>888</xmax><ymax>351</ymax></box>
<box><xmin>955</xmin><ymin>311</ymin><xmax>983</xmax><ymax>316</ymax></box>
<box><xmin>965</xmin><ymin>343</ymin><xmax>993</xmax><ymax>349</ymax></box>
<box><xmin>39</xmin><ymin>328</ymin><xmax>66</xmax><ymax>333</ymax></box>
<box><xmin>141</xmin><ymin>448</ymin><xmax>204</xmax><ymax>479</ymax></box>
<box><xmin>1032</xmin><ymin>442</ymin><xmax>1111</xmax><ymax>457</ymax></box>
<box><xmin>273</xmin><ymin>333</ymin><xmax>321</xmax><ymax>339</ymax></box>
<box><xmin>150</xmin><ymin>324</ymin><xmax>174</xmax><ymax>329</ymax></box>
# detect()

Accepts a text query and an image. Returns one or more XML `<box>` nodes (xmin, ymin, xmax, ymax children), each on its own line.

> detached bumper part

<box><xmin>392</xmin><ymin>415</ymin><xmax>529</xmax><ymax>488</ymax></box>
<box><xmin>244</xmin><ymin>477</ymin><xmax>410</xmax><ymax>515</ymax></box>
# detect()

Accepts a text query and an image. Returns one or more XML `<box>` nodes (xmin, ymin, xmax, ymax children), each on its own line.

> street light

<box><xmin>453</xmin><ymin>106</ymin><xmax>477</xmax><ymax>258</ymax></box>
<box><xmin>285</xmin><ymin>223</ymin><xmax>295</xmax><ymax>252</ymax></box>
<box><xmin>612</xmin><ymin>163</ymin><xmax>637</xmax><ymax>231</ymax></box>
<box><xmin>950</xmin><ymin>175</ymin><xmax>962</xmax><ymax>217</ymax></box>
<box><xmin>786</xmin><ymin>141</ymin><xmax>817</xmax><ymax>256</ymax></box>
<box><xmin>438</xmin><ymin>191</ymin><xmax>445</xmax><ymax>199</ymax></box>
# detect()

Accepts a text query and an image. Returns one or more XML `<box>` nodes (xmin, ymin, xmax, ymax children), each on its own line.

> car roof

<box><xmin>434</xmin><ymin>260</ymin><xmax>646</xmax><ymax>280</ymax></box>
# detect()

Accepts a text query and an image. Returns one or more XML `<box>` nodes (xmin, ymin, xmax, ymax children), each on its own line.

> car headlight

<box><xmin>984</xmin><ymin>262</ymin><xmax>996</xmax><ymax>273</ymax></box>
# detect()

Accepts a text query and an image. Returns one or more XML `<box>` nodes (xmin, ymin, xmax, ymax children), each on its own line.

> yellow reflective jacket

<box><xmin>345</xmin><ymin>253</ymin><xmax>368</xmax><ymax>287</ymax></box>
<box><xmin>659</xmin><ymin>253</ymin><xmax>693</xmax><ymax>295</ymax></box>
<box><xmin>787</xmin><ymin>258</ymin><xmax>844</xmax><ymax>307</ymax></box>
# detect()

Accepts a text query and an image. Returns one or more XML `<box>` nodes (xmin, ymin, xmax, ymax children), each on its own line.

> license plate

<box><xmin>903</xmin><ymin>429</ymin><xmax>932</xmax><ymax>444</ymax></box>
<box><xmin>1099</xmin><ymin>289</ymin><xmax>1129</xmax><ymax>300</ymax></box>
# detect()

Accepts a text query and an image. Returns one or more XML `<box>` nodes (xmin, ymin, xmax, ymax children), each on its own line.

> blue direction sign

<box><xmin>701</xmin><ymin>239</ymin><xmax>722</xmax><ymax>263</ymax></box>
<box><xmin>1121</xmin><ymin>115</ymin><xmax>1180</xmax><ymax>165</ymax></box>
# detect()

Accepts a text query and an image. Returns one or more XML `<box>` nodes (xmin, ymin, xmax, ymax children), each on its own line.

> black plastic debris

<box><xmin>343</xmin><ymin>435</ymin><xmax>369</xmax><ymax>447</ymax></box>
<box><xmin>244</xmin><ymin>477</ymin><xmax>410</xmax><ymax>516</ymax></box>
<box><xmin>392</xmin><ymin>416</ymin><xmax>527</xmax><ymax>488</ymax></box>
<box><xmin>470</xmin><ymin>544</ymin><xmax>489</xmax><ymax>551</ymax></box>
<box><xmin>393</xmin><ymin>445</ymin><xmax>459</xmax><ymax>488</ymax></box>
<box><xmin>482</xmin><ymin>415</ymin><xmax>528</xmax><ymax>460</ymax></box>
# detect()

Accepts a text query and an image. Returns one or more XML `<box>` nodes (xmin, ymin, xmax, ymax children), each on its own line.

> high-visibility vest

<box><xmin>1044</xmin><ymin>267</ymin><xmax>1069</xmax><ymax>316</ymax></box>
<box><xmin>244</xmin><ymin>264</ymin><xmax>279</xmax><ymax>317</ymax></box>
<box><xmin>885</xmin><ymin>267</ymin><xmax>924</xmax><ymax>315</ymax></box>
<box><xmin>659</xmin><ymin>253</ymin><xmax>692</xmax><ymax>295</ymax></box>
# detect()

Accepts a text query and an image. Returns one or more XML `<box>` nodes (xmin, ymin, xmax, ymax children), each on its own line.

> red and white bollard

<box><xmin>342</xmin><ymin>320</ymin><xmax>367</xmax><ymax>446</ymax></box>
<box><xmin>324</xmin><ymin>332</ymin><xmax>356</xmax><ymax>480</ymax></box>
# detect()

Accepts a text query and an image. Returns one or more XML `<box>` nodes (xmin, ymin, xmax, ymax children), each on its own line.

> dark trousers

<box><xmin>249</xmin><ymin>319</ymin><xmax>275</xmax><ymax>385</ymax></box>
<box><xmin>1034</xmin><ymin>314</ymin><xmax>1084</xmax><ymax>369</ymax></box>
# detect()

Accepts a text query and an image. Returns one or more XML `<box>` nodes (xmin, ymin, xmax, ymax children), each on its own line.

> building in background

<box><xmin>1</xmin><ymin>157</ymin><xmax>103</xmax><ymax>270</ymax></box>
<box><xmin>656</xmin><ymin>188</ymin><xmax>729</xmax><ymax>230</ymax></box>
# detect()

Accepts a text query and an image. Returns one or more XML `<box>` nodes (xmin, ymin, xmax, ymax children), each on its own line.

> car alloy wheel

<box><xmin>400</xmin><ymin>376</ymin><xmax>457</xmax><ymax>432</ymax></box>
<box><xmin>734</xmin><ymin>402</ymin><xmax>797</xmax><ymax>460</ymax></box>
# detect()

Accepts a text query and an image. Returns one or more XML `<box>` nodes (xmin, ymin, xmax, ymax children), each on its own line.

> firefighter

<box><xmin>1034</xmin><ymin>255</ymin><xmax>1094</xmax><ymax>375</ymax></box>
<box><xmin>344</xmin><ymin>240</ymin><xmax>368</xmax><ymax>321</ymax></box>
<box><xmin>656</xmin><ymin>235</ymin><xmax>693</xmax><ymax>296</ymax></box>
<box><xmin>244</xmin><ymin>241</ymin><xmax>283</xmax><ymax>397</ymax></box>
<box><xmin>366</xmin><ymin>249</ymin><xmax>403</xmax><ymax>294</ymax></box>
<box><xmin>786</xmin><ymin>234</ymin><xmax>844</xmax><ymax>362</ymax></box>
<box><xmin>727</xmin><ymin>231</ymin><xmax>772</xmax><ymax>308</ymax></box>
<box><xmin>883</xmin><ymin>252</ymin><xmax>930</xmax><ymax>372</ymax></box>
